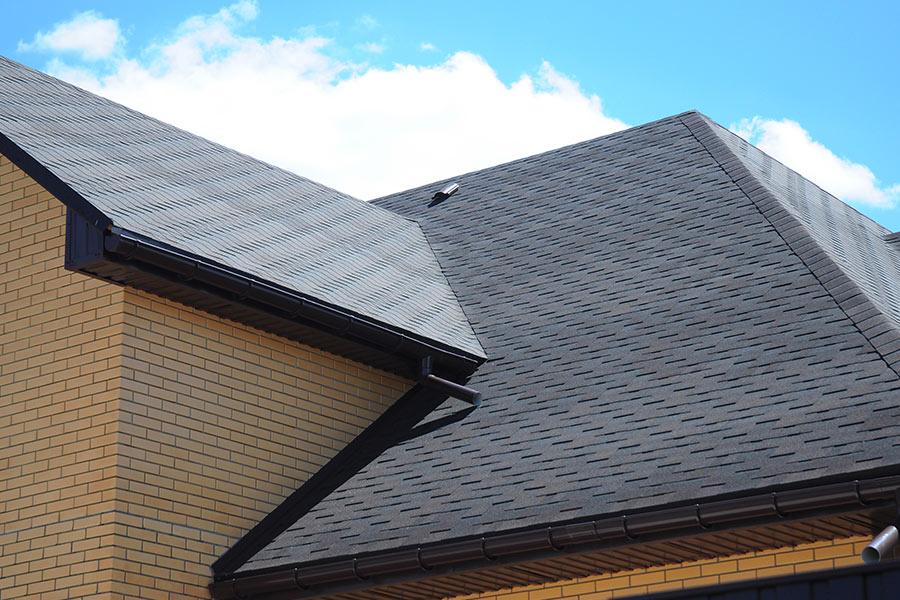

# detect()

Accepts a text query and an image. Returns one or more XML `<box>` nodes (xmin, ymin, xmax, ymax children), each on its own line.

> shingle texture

<box><xmin>241</xmin><ymin>112</ymin><xmax>900</xmax><ymax>571</ymax></box>
<box><xmin>0</xmin><ymin>56</ymin><xmax>483</xmax><ymax>358</ymax></box>
<box><xmin>696</xmin><ymin>114</ymin><xmax>900</xmax><ymax>365</ymax></box>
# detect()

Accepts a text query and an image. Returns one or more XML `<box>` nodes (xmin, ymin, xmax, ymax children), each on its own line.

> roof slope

<box><xmin>0</xmin><ymin>56</ymin><xmax>483</xmax><ymax>359</ymax></box>
<box><xmin>240</xmin><ymin>111</ymin><xmax>900</xmax><ymax>572</ymax></box>
<box><xmin>695</xmin><ymin>113</ymin><xmax>900</xmax><ymax>365</ymax></box>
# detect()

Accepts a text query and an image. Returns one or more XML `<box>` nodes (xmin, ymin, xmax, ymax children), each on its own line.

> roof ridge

<box><xmin>679</xmin><ymin>111</ymin><xmax>900</xmax><ymax>378</ymax></box>
<box><xmin>370</xmin><ymin>111</ymin><xmax>705</xmax><ymax>203</ymax></box>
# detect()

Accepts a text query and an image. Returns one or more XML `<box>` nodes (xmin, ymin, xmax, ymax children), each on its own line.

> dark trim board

<box><xmin>211</xmin><ymin>384</ymin><xmax>462</xmax><ymax>576</ymax></box>
<box><xmin>0</xmin><ymin>132</ymin><xmax>111</xmax><ymax>230</ymax></box>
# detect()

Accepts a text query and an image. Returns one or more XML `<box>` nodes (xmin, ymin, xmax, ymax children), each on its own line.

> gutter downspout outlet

<box><xmin>419</xmin><ymin>356</ymin><xmax>482</xmax><ymax>406</ymax></box>
<box><xmin>861</xmin><ymin>525</ymin><xmax>899</xmax><ymax>564</ymax></box>
<box><xmin>422</xmin><ymin>374</ymin><xmax>483</xmax><ymax>407</ymax></box>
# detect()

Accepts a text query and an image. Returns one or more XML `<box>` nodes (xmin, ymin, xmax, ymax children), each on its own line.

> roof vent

<box><xmin>431</xmin><ymin>183</ymin><xmax>459</xmax><ymax>202</ymax></box>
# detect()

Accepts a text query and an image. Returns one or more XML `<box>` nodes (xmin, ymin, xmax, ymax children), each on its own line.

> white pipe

<box><xmin>861</xmin><ymin>525</ymin><xmax>898</xmax><ymax>564</ymax></box>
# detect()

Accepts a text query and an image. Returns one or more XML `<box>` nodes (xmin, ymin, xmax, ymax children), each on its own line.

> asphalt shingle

<box><xmin>0</xmin><ymin>56</ymin><xmax>483</xmax><ymax>359</ymax></box>
<box><xmin>240</xmin><ymin>112</ymin><xmax>900</xmax><ymax>572</ymax></box>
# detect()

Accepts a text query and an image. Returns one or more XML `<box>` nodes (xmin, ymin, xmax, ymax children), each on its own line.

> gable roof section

<box><xmin>222</xmin><ymin>112</ymin><xmax>900</xmax><ymax>594</ymax></box>
<box><xmin>0</xmin><ymin>56</ymin><xmax>484</xmax><ymax>367</ymax></box>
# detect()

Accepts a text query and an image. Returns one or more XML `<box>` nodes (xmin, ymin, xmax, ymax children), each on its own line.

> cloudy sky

<box><xmin>3</xmin><ymin>1</ymin><xmax>899</xmax><ymax>229</ymax></box>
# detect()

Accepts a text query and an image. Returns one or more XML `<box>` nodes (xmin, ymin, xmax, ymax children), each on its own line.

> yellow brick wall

<box><xmin>0</xmin><ymin>153</ymin><xmax>412</xmax><ymax>599</ymax></box>
<box><xmin>0</xmin><ymin>155</ymin><xmax>127</xmax><ymax>599</ymax></box>
<box><xmin>459</xmin><ymin>536</ymin><xmax>870</xmax><ymax>600</ymax></box>
<box><xmin>113</xmin><ymin>288</ymin><xmax>410</xmax><ymax>599</ymax></box>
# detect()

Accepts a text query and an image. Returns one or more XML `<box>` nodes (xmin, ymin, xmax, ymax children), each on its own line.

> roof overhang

<box><xmin>64</xmin><ymin>208</ymin><xmax>484</xmax><ymax>379</ymax></box>
<box><xmin>210</xmin><ymin>474</ymin><xmax>900</xmax><ymax>600</ymax></box>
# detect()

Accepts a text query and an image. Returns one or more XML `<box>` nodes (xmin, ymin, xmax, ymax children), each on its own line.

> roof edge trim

<box><xmin>679</xmin><ymin>112</ymin><xmax>900</xmax><ymax>378</ymax></box>
<box><xmin>210</xmin><ymin>474</ymin><xmax>900</xmax><ymax>600</ymax></box>
<box><xmin>66</xmin><ymin>211</ymin><xmax>484</xmax><ymax>376</ymax></box>
<box><xmin>106</xmin><ymin>228</ymin><xmax>484</xmax><ymax>371</ymax></box>
<box><xmin>0</xmin><ymin>131</ymin><xmax>112</xmax><ymax>230</ymax></box>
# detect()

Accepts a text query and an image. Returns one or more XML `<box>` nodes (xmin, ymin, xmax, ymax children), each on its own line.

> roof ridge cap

<box><xmin>691</xmin><ymin>111</ymin><xmax>891</xmax><ymax>235</ymax></box>
<box><xmin>373</xmin><ymin>111</ymin><xmax>705</xmax><ymax>204</ymax></box>
<box><xmin>679</xmin><ymin>111</ymin><xmax>900</xmax><ymax>378</ymax></box>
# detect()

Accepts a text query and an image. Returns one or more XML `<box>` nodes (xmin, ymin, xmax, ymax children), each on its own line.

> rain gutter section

<box><xmin>66</xmin><ymin>214</ymin><xmax>483</xmax><ymax>377</ymax></box>
<box><xmin>209</xmin><ymin>475</ymin><xmax>900</xmax><ymax>600</ymax></box>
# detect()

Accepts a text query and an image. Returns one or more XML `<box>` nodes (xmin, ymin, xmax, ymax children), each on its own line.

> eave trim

<box><xmin>65</xmin><ymin>211</ymin><xmax>485</xmax><ymax>377</ymax></box>
<box><xmin>209</xmin><ymin>474</ymin><xmax>900</xmax><ymax>600</ymax></box>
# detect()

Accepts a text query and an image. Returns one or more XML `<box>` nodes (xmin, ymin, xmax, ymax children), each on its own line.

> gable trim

<box><xmin>0</xmin><ymin>132</ymin><xmax>111</xmax><ymax>230</ymax></box>
<box><xmin>65</xmin><ymin>210</ymin><xmax>484</xmax><ymax>378</ymax></box>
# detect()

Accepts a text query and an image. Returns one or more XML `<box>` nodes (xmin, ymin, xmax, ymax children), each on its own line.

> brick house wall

<box><xmin>0</xmin><ymin>151</ymin><xmax>879</xmax><ymax>600</ymax></box>
<box><xmin>0</xmin><ymin>153</ymin><xmax>411</xmax><ymax>599</ymax></box>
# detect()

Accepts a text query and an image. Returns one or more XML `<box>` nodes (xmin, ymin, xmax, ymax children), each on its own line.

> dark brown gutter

<box><xmin>209</xmin><ymin>475</ymin><xmax>900</xmax><ymax>600</ymax></box>
<box><xmin>102</xmin><ymin>226</ymin><xmax>484</xmax><ymax>376</ymax></box>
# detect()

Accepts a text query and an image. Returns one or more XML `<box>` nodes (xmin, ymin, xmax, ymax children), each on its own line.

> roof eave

<box><xmin>65</xmin><ymin>208</ymin><xmax>484</xmax><ymax>378</ymax></box>
<box><xmin>210</xmin><ymin>474</ymin><xmax>900</xmax><ymax>600</ymax></box>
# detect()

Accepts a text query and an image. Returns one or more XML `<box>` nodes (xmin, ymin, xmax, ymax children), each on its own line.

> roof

<box><xmin>0</xmin><ymin>56</ymin><xmax>484</xmax><ymax>361</ymax></box>
<box><xmin>236</xmin><ymin>111</ymin><xmax>900</xmax><ymax>574</ymax></box>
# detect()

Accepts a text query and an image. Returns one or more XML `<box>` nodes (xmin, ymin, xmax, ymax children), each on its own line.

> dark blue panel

<box><xmin>759</xmin><ymin>587</ymin><xmax>778</xmax><ymax>600</ymax></box>
<box><xmin>776</xmin><ymin>582</ymin><xmax>811</xmax><ymax>600</ymax></box>
<box><xmin>810</xmin><ymin>579</ymin><xmax>830</xmax><ymax>600</ymax></box>
<box><xmin>724</xmin><ymin>590</ymin><xmax>758</xmax><ymax>600</ymax></box>
<box><xmin>828</xmin><ymin>575</ymin><xmax>864</xmax><ymax>599</ymax></box>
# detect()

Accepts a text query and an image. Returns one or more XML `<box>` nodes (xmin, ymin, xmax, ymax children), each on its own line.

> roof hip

<box><xmin>679</xmin><ymin>111</ymin><xmax>900</xmax><ymax>378</ymax></box>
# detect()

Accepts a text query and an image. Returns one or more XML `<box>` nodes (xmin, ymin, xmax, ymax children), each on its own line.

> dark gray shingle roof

<box><xmin>241</xmin><ymin>111</ymin><xmax>900</xmax><ymax>571</ymax></box>
<box><xmin>0</xmin><ymin>56</ymin><xmax>483</xmax><ymax>359</ymax></box>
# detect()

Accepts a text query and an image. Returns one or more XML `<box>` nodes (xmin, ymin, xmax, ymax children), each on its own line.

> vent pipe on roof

<box><xmin>862</xmin><ymin>525</ymin><xmax>899</xmax><ymax>564</ymax></box>
<box><xmin>431</xmin><ymin>183</ymin><xmax>459</xmax><ymax>202</ymax></box>
<box><xmin>419</xmin><ymin>356</ymin><xmax>482</xmax><ymax>406</ymax></box>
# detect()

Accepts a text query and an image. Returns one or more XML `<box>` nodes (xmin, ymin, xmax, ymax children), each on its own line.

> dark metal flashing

<box><xmin>209</xmin><ymin>475</ymin><xmax>900</xmax><ymax>600</ymax></box>
<box><xmin>212</xmin><ymin>384</ymin><xmax>454</xmax><ymax>578</ymax></box>
<box><xmin>65</xmin><ymin>211</ymin><xmax>484</xmax><ymax>378</ymax></box>
<box><xmin>0</xmin><ymin>132</ymin><xmax>111</xmax><ymax>230</ymax></box>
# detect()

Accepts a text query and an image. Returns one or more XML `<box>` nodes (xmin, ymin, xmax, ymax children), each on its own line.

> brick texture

<box><xmin>113</xmin><ymin>288</ymin><xmax>410</xmax><ymax>598</ymax></box>
<box><xmin>0</xmin><ymin>153</ymin><xmax>125</xmax><ymax>600</ymax></box>
<box><xmin>0</xmin><ymin>153</ymin><xmax>412</xmax><ymax>599</ymax></box>
<box><xmin>458</xmin><ymin>536</ymin><xmax>871</xmax><ymax>600</ymax></box>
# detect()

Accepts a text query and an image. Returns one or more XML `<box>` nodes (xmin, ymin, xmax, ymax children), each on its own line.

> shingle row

<box><xmin>242</xmin><ymin>112</ymin><xmax>900</xmax><ymax>571</ymax></box>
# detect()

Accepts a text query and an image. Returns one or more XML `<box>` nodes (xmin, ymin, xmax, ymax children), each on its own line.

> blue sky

<box><xmin>3</xmin><ymin>1</ymin><xmax>899</xmax><ymax>229</ymax></box>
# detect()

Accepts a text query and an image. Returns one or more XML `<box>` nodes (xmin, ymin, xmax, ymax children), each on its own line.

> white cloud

<box><xmin>46</xmin><ymin>5</ymin><xmax>626</xmax><ymax>199</ymax></box>
<box><xmin>356</xmin><ymin>15</ymin><xmax>379</xmax><ymax>30</ymax></box>
<box><xmin>732</xmin><ymin>117</ymin><xmax>897</xmax><ymax>209</ymax></box>
<box><xmin>19</xmin><ymin>11</ymin><xmax>121</xmax><ymax>60</ymax></box>
<box><xmin>420</xmin><ymin>42</ymin><xmax>436</xmax><ymax>52</ymax></box>
<box><xmin>357</xmin><ymin>42</ymin><xmax>385</xmax><ymax>54</ymax></box>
